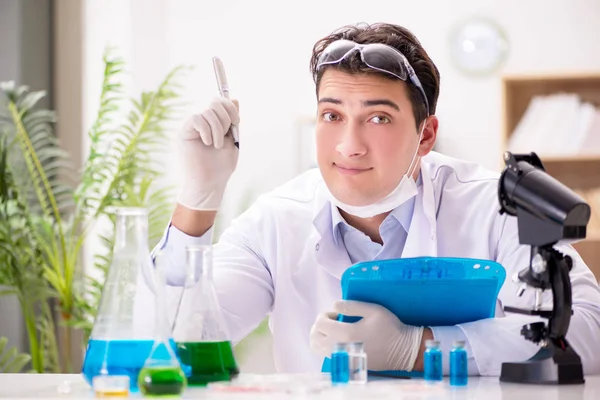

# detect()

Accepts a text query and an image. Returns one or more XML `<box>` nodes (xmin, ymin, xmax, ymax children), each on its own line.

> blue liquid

<box><xmin>81</xmin><ymin>339</ymin><xmax>179</xmax><ymax>392</ymax></box>
<box><xmin>331</xmin><ymin>351</ymin><xmax>350</xmax><ymax>384</ymax></box>
<box><xmin>450</xmin><ymin>347</ymin><xmax>468</xmax><ymax>386</ymax></box>
<box><xmin>424</xmin><ymin>347</ymin><xmax>443</xmax><ymax>382</ymax></box>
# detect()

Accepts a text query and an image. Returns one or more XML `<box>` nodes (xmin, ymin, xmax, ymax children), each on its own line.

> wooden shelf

<box><xmin>542</xmin><ymin>157</ymin><xmax>600</xmax><ymax>191</ymax></box>
<box><xmin>501</xmin><ymin>73</ymin><xmax>600</xmax><ymax>280</ymax></box>
<box><xmin>502</xmin><ymin>73</ymin><xmax>600</xmax><ymax>152</ymax></box>
<box><xmin>573</xmin><ymin>239</ymin><xmax>600</xmax><ymax>281</ymax></box>
<box><xmin>540</xmin><ymin>155</ymin><xmax>600</xmax><ymax>163</ymax></box>
<box><xmin>584</xmin><ymin>232</ymin><xmax>600</xmax><ymax>241</ymax></box>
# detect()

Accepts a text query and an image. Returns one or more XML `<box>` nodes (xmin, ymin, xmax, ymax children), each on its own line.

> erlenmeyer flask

<box><xmin>173</xmin><ymin>245</ymin><xmax>240</xmax><ymax>386</ymax></box>
<box><xmin>138</xmin><ymin>250</ymin><xmax>187</xmax><ymax>397</ymax></box>
<box><xmin>82</xmin><ymin>207</ymin><xmax>166</xmax><ymax>392</ymax></box>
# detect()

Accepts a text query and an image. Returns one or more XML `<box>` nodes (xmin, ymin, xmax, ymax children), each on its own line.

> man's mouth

<box><xmin>333</xmin><ymin>163</ymin><xmax>372</xmax><ymax>175</ymax></box>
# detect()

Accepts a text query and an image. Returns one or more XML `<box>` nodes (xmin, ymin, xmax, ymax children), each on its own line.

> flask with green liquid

<box><xmin>173</xmin><ymin>245</ymin><xmax>240</xmax><ymax>386</ymax></box>
<box><xmin>137</xmin><ymin>250</ymin><xmax>187</xmax><ymax>397</ymax></box>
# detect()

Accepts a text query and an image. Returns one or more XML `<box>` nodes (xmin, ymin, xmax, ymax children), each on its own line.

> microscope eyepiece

<box><xmin>498</xmin><ymin>151</ymin><xmax>590</xmax><ymax>246</ymax></box>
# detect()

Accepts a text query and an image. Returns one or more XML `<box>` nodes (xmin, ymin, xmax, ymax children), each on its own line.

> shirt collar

<box><xmin>329</xmin><ymin>171</ymin><xmax>423</xmax><ymax>246</ymax></box>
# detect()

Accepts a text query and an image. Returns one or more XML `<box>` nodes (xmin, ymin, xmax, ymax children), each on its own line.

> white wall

<box><xmin>80</xmin><ymin>0</ymin><xmax>600</xmax><ymax>371</ymax></box>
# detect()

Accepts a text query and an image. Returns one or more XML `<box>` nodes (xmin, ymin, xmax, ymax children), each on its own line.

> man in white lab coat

<box><xmin>156</xmin><ymin>22</ymin><xmax>600</xmax><ymax>376</ymax></box>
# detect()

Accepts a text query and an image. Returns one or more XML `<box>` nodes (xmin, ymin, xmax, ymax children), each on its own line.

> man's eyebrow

<box><xmin>362</xmin><ymin>99</ymin><xmax>400</xmax><ymax>111</ymax></box>
<box><xmin>318</xmin><ymin>97</ymin><xmax>342</xmax><ymax>105</ymax></box>
<box><xmin>317</xmin><ymin>97</ymin><xmax>400</xmax><ymax>111</ymax></box>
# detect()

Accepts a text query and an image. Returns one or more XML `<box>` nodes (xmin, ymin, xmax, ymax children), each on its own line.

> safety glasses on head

<box><xmin>316</xmin><ymin>39</ymin><xmax>430</xmax><ymax>117</ymax></box>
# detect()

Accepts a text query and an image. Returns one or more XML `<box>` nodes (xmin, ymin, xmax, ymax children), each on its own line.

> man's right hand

<box><xmin>176</xmin><ymin>97</ymin><xmax>240</xmax><ymax>211</ymax></box>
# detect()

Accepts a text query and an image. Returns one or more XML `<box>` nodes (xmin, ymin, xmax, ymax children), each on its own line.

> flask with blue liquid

<box><xmin>81</xmin><ymin>207</ymin><xmax>175</xmax><ymax>393</ymax></box>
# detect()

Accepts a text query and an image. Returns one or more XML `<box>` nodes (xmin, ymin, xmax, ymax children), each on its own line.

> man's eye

<box><xmin>370</xmin><ymin>115</ymin><xmax>390</xmax><ymax>124</ymax></box>
<box><xmin>322</xmin><ymin>112</ymin><xmax>340</xmax><ymax>122</ymax></box>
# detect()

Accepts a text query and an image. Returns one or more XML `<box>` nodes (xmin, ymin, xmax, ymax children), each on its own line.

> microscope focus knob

<box><xmin>566</xmin><ymin>255</ymin><xmax>573</xmax><ymax>272</ymax></box>
<box><xmin>520</xmin><ymin>322</ymin><xmax>547</xmax><ymax>344</ymax></box>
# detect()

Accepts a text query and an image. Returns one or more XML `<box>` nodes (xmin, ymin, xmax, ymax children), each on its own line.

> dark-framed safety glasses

<box><xmin>316</xmin><ymin>39</ymin><xmax>430</xmax><ymax>116</ymax></box>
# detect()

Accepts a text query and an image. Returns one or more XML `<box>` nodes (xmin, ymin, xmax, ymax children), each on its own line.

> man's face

<box><xmin>315</xmin><ymin>69</ymin><xmax>432</xmax><ymax>207</ymax></box>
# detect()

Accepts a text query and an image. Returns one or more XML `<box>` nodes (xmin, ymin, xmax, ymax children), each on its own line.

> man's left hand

<box><xmin>309</xmin><ymin>300</ymin><xmax>425</xmax><ymax>371</ymax></box>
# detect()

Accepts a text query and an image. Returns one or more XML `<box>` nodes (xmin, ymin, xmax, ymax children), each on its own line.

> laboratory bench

<box><xmin>1</xmin><ymin>373</ymin><xmax>599</xmax><ymax>399</ymax></box>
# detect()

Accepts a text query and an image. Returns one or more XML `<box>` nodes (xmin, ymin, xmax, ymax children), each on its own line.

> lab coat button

<box><xmin>315</xmin><ymin>243</ymin><xmax>320</xmax><ymax>251</ymax></box>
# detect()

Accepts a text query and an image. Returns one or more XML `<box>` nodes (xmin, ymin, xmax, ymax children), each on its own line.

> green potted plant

<box><xmin>0</xmin><ymin>49</ymin><xmax>187</xmax><ymax>372</ymax></box>
<box><xmin>0</xmin><ymin>337</ymin><xmax>31</xmax><ymax>373</ymax></box>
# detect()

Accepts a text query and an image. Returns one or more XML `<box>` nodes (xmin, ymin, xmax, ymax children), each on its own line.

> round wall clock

<box><xmin>449</xmin><ymin>17</ymin><xmax>510</xmax><ymax>76</ymax></box>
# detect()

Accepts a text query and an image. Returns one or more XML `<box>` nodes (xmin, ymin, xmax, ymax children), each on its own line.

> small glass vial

<box><xmin>423</xmin><ymin>339</ymin><xmax>443</xmax><ymax>382</ymax></box>
<box><xmin>347</xmin><ymin>342</ymin><xmax>367</xmax><ymax>384</ymax></box>
<box><xmin>450</xmin><ymin>340</ymin><xmax>468</xmax><ymax>386</ymax></box>
<box><xmin>331</xmin><ymin>343</ymin><xmax>350</xmax><ymax>385</ymax></box>
<box><xmin>92</xmin><ymin>375</ymin><xmax>130</xmax><ymax>398</ymax></box>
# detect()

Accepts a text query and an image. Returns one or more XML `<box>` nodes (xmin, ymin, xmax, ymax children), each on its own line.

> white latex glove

<box><xmin>176</xmin><ymin>97</ymin><xmax>240</xmax><ymax>210</ymax></box>
<box><xmin>310</xmin><ymin>300</ymin><xmax>424</xmax><ymax>371</ymax></box>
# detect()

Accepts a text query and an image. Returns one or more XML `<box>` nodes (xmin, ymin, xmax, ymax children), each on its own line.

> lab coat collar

<box><xmin>312</xmin><ymin>161</ymin><xmax>438</xmax><ymax>280</ymax></box>
<box><xmin>401</xmin><ymin>161</ymin><xmax>438</xmax><ymax>258</ymax></box>
<box><xmin>312</xmin><ymin>197</ymin><xmax>352</xmax><ymax>280</ymax></box>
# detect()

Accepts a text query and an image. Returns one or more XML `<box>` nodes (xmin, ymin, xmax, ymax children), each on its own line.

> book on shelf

<box><xmin>508</xmin><ymin>92</ymin><xmax>600</xmax><ymax>157</ymax></box>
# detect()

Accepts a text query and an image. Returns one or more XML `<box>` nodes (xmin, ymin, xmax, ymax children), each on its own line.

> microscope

<box><xmin>497</xmin><ymin>151</ymin><xmax>591</xmax><ymax>385</ymax></box>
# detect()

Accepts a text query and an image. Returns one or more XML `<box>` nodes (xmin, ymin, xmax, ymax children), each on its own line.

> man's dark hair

<box><xmin>310</xmin><ymin>22</ymin><xmax>440</xmax><ymax>128</ymax></box>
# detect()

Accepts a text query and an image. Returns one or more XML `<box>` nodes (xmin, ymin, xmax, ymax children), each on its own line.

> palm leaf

<box><xmin>0</xmin><ymin>136</ymin><xmax>46</xmax><ymax>296</ymax></box>
<box><xmin>0</xmin><ymin>112</ymin><xmax>60</xmax><ymax>373</ymax></box>
<box><xmin>76</xmin><ymin>57</ymin><xmax>187</xmax><ymax>224</ymax></box>
<box><xmin>0</xmin><ymin>82</ymin><xmax>74</xmax><ymax>222</ymax></box>
<box><xmin>90</xmin><ymin>65</ymin><xmax>187</xmax><ymax>219</ymax></box>
<box><xmin>0</xmin><ymin>82</ymin><xmax>77</xmax><ymax>318</ymax></box>
<box><xmin>74</xmin><ymin>48</ymin><xmax>125</xmax><ymax>219</ymax></box>
<box><xmin>0</xmin><ymin>337</ymin><xmax>31</xmax><ymax>373</ymax></box>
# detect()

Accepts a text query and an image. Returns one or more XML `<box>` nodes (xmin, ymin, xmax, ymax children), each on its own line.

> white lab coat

<box><xmin>159</xmin><ymin>151</ymin><xmax>600</xmax><ymax>376</ymax></box>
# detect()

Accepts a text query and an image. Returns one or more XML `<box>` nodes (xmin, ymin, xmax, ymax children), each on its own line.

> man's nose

<box><xmin>335</xmin><ymin>123</ymin><xmax>367</xmax><ymax>158</ymax></box>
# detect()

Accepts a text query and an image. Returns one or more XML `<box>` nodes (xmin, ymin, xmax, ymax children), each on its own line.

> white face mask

<box><xmin>327</xmin><ymin>124</ymin><xmax>424</xmax><ymax>219</ymax></box>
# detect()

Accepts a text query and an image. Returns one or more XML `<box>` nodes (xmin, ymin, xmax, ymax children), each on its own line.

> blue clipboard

<box><xmin>321</xmin><ymin>257</ymin><xmax>506</xmax><ymax>378</ymax></box>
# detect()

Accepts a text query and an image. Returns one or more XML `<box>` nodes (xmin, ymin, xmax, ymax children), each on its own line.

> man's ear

<box><xmin>418</xmin><ymin>115</ymin><xmax>438</xmax><ymax>156</ymax></box>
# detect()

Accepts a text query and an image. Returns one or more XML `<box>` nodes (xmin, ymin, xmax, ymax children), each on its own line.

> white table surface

<box><xmin>0</xmin><ymin>373</ymin><xmax>599</xmax><ymax>399</ymax></box>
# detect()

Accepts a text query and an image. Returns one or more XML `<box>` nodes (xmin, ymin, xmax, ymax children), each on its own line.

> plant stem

<box><xmin>60</xmin><ymin>316</ymin><xmax>74</xmax><ymax>373</ymax></box>
<box><xmin>22</xmin><ymin>302</ymin><xmax>42</xmax><ymax>372</ymax></box>
<box><xmin>38</xmin><ymin>300</ymin><xmax>60</xmax><ymax>373</ymax></box>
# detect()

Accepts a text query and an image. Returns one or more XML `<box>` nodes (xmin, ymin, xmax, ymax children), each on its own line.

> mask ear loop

<box><xmin>405</xmin><ymin>118</ymin><xmax>427</xmax><ymax>179</ymax></box>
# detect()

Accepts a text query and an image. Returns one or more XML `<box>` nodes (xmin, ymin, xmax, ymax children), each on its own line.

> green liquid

<box><xmin>176</xmin><ymin>341</ymin><xmax>239</xmax><ymax>386</ymax></box>
<box><xmin>138</xmin><ymin>365</ymin><xmax>187</xmax><ymax>397</ymax></box>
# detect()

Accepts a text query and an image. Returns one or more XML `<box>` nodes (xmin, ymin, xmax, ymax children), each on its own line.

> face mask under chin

<box><xmin>327</xmin><ymin>172</ymin><xmax>419</xmax><ymax>218</ymax></box>
<box><xmin>327</xmin><ymin>121</ymin><xmax>426</xmax><ymax>218</ymax></box>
